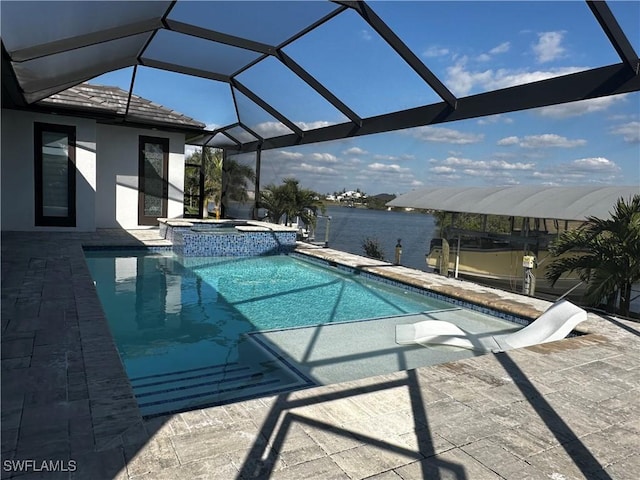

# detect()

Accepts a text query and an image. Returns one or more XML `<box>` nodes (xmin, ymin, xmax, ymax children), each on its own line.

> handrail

<box><xmin>555</xmin><ymin>281</ymin><xmax>585</xmax><ymax>302</ymax></box>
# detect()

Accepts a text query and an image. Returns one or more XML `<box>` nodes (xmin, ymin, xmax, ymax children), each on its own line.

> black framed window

<box><xmin>34</xmin><ymin>122</ymin><xmax>76</xmax><ymax>227</ymax></box>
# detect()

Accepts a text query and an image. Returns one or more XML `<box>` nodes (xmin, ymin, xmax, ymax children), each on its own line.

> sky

<box><xmin>91</xmin><ymin>1</ymin><xmax>640</xmax><ymax>197</ymax></box>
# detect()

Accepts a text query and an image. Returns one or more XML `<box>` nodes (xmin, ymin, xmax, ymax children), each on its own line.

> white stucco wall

<box><xmin>1</xmin><ymin>109</ymin><xmax>97</xmax><ymax>231</ymax></box>
<box><xmin>1</xmin><ymin>108</ymin><xmax>187</xmax><ymax>231</ymax></box>
<box><xmin>95</xmin><ymin>125</ymin><xmax>185</xmax><ymax>229</ymax></box>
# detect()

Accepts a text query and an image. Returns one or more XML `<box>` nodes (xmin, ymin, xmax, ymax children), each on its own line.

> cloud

<box><xmin>361</xmin><ymin>163</ymin><xmax>424</xmax><ymax>191</ymax></box>
<box><xmin>477</xmin><ymin>114</ymin><xmax>514</xmax><ymax>125</ymax></box>
<box><xmin>445</xmin><ymin>58</ymin><xmax>583</xmax><ymax>96</ymax></box>
<box><xmin>461</xmin><ymin>169</ymin><xmax>519</xmax><ymax>178</ymax></box>
<box><xmin>252</xmin><ymin>121</ymin><xmax>295</xmax><ymax>138</ymax></box>
<box><xmin>531</xmin><ymin>157</ymin><xmax>622</xmax><ymax>184</ymax></box>
<box><xmin>537</xmin><ymin>96</ymin><xmax>628</xmax><ymax>118</ymax></box>
<box><xmin>497</xmin><ymin>136</ymin><xmax>520</xmax><ymax>146</ymax></box>
<box><xmin>373</xmin><ymin>154</ymin><xmax>397</xmax><ymax>161</ymax></box>
<box><xmin>488</xmin><ymin>67</ymin><xmax>583</xmax><ymax>91</ymax></box>
<box><xmin>422</xmin><ymin>46</ymin><xmax>450</xmax><ymax>58</ymax></box>
<box><xmin>569</xmin><ymin>157</ymin><xmax>620</xmax><ymax>173</ymax></box>
<box><xmin>423</xmin><ymin>156</ymin><xmax>535</xmax><ymax>183</ymax></box>
<box><xmin>293</xmin><ymin>163</ymin><xmax>338</xmax><ymax>175</ymax></box>
<box><xmin>407</xmin><ymin>126</ymin><xmax>484</xmax><ymax>144</ymax></box>
<box><xmin>249</xmin><ymin>120</ymin><xmax>336</xmax><ymax>137</ymax></box>
<box><xmin>361</xmin><ymin>29</ymin><xmax>373</xmax><ymax>41</ymax></box>
<box><xmin>309</xmin><ymin>152</ymin><xmax>338</xmax><ymax>163</ymax></box>
<box><xmin>490</xmin><ymin>42</ymin><xmax>510</xmax><ymax>55</ymax></box>
<box><xmin>444</xmin><ymin>58</ymin><xmax>487</xmax><ymax>96</ymax></box>
<box><xmin>372</xmin><ymin>153</ymin><xmax>414</xmax><ymax>162</ymax></box>
<box><xmin>432</xmin><ymin>156</ymin><xmax>536</xmax><ymax>179</ymax></box>
<box><xmin>295</xmin><ymin>120</ymin><xmax>334</xmax><ymax>130</ymax></box>
<box><xmin>477</xmin><ymin>42</ymin><xmax>511</xmax><ymax>62</ymax></box>
<box><xmin>278</xmin><ymin>151</ymin><xmax>304</xmax><ymax>160</ymax></box>
<box><xmin>368</xmin><ymin>163</ymin><xmax>411</xmax><ymax>173</ymax></box>
<box><xmin>430</xmin><ymin>166</ymin><xmax>456</xmax><ymax>174</ymax></box>
<box><xmin>498</xmin><ymin>134</ymin><xmax>586</xmax><ymax>148</ymax></box>
<box><xmin>607</xmin><ymin>114</ymin><xmax>634</xmax><ymax>122</ymax></box>
<box><xmin>442</xmin><ymin>155</ymin><xmax>623</xmax><ymax>186</ymax></box>
<box><xmin>609</xmin><ymin>121</ymin><xmax>640</xmax><ymax>143</ymax></box>
<box><xmin>491</xmin><ymin>151</ymin><xmax>519</xmax><ymax>159</ymax></box>
<box><xmin>501</xmin><ymin>177</ymin><xmax>521</xmax><ymax>186</ymax></box>
<box><xmin>521</xmin><ymin>134</ymin><xmax>586</xmax><ymax>148</ymax></box>
<box><xmin>185</xmin><ymin>144</ymin><xmax>198</xmax><ymax>157</ymax></box>
<box><xmin>474</xmin><ymin>160</ymin><xmax>534</xmax><ymax>171</ymax></box>
<box><xmin>343</xmin><ymin>147</ymin><xmax>368</xmax><ymax>155</ymax></box>
<box><xmin>533</xmin><ymin>31</ymin><xmax>565</xmax><ymax>63</ymax></box>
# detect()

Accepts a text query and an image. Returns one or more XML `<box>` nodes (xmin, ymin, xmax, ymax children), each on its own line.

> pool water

<box><xmin>85</xmin><ymin>250</ymin><xmax>516</xmax><ymax>416</ymax></box>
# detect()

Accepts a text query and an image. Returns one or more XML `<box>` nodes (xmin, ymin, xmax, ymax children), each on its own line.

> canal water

<box><xmin>312</xmin><ymin>205</ymin><xmax>437</xmax><ymax>272</ymax></box>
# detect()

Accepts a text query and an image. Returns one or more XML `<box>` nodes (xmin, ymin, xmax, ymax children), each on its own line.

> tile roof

<box><xmin>37</xmin><ymin>83</ymin><xmax>206</xmax><ymax>130</ymax></box>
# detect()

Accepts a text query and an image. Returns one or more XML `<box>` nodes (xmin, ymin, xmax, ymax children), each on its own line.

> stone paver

<box><xmin>1</xmin><ymin>230</ymin><xmax>639</xmax><ymax>479</ymax></box>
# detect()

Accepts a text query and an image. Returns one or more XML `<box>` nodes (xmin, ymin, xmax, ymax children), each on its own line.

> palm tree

<box><xmin>186</xmin><ymin>148</ymin><xmax>256</xmax><ymax>217</ymax></box>
<box><xmin>259</xmin><ymin>178</ymin><xmax>324</xmax><ymax>227</ymax></box>
<box><xmin>202</xmin><ymin>148</ymin><xmax>223</xmax><ymax>209</ymax></box>
<box><xmin>259</xmin><ymin>184</ymin><xmax>287</xmax><ymax>224</ymax></box>
<box><xmin>545</xmin><ymin>194</ymin><xmax>640</xmax><ymax>316</ymax></box>
<box><xmin>222</xmin><ymin>157</ymin><xmax>256</xmax><ymax>205</ymax></box>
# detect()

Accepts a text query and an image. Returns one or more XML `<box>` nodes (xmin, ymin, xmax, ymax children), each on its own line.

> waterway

<box><xmin>312</xmin><ymin>205</ymin><xmax>437</xmax><ymax>272</ymax></box>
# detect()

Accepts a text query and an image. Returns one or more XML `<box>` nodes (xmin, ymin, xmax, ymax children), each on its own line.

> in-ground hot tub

<box><xmin>159</xmin><ymin>219</ymin><xmax>297</xmax><ymax>256</ymax></box>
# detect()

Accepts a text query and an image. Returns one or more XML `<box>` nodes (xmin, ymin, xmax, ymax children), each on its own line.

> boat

<box><xmin>426</xmin><ymin>232</ymin><xmax>584</xmax><ymax>298</ymax></box>
<box><xmin>389</xmin><ymin>186</ymin><xmax>639</xmax><ymax>309</ymax></box>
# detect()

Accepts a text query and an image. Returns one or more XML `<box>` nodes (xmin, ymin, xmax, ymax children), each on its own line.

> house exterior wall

<box><xmin>1</xmin><ymin>109</ymin><xmax>97</xmax><ymax>231</ymax></box>
<box><xmin>95</xmin><ymin>125</ymin><xmax>185</xmax><ymax>229</ymax></box>
<box><xmin>1</xmin><ymin>108</ymin><xmax>187</xmax><ymax>232</ymax></box>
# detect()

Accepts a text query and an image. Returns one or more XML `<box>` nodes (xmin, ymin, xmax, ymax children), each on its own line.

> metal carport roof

<box><xmin>387</xmin><ymin>185</ymin><xmax>640</xmax><ymax>221</ymax></box>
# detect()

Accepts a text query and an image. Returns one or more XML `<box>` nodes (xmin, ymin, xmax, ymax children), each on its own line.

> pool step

<box><xmin>132</xmin><ymin>359</ymin><xmax>313</xmax><ymax>417</ymax></box>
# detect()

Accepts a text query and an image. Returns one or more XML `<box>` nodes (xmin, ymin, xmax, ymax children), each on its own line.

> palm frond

<box><xmin>545</xmin><ymin>194</ymin><xmax>640</xmax><ymax>315</ymax></box>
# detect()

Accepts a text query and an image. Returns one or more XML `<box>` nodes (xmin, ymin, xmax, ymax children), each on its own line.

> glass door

<box><xmin>183</xmin><ymin>158</ymin><xmax>203</xmax><ymax>218</ymax></box>
<box><xmin>34</xmin><ymin>123</ymin><xmax>76</xmax><ymax>227</ymax></box>
<box><xmin>138</xmin><ymin>136</ymin><xmax>169</xmax><ymax>226</ymax></box>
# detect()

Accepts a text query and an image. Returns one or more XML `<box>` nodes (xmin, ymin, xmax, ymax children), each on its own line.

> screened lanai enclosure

<box><xmin>2</xmin><ymin>0</ymin><xmax>639</xmax><ymax>219</ymax></box>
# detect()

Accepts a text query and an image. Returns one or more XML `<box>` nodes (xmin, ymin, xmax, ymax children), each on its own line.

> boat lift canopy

<box><xmin>387</xmin><ymin>185</ymin><xmax>639</xmax><ymax>221</ymax></box>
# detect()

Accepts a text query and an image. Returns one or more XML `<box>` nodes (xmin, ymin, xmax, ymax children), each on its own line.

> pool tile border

<box><xmin>83</xmin><ymin>245</ymin><xmax>173</xmax><ymax>253</ymax></box>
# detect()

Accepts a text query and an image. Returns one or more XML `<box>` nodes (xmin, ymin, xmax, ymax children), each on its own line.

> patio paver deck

<box><xmin>1</xmin><ymin>229</ymin><xmax>638</xmax><ymax>479</ymax></box>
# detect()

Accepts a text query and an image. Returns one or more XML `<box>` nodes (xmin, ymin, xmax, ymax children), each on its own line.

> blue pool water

<box><xmin>84</xmin><ymin>250</ymin><xmax>502</xmax><ymax>416</ymax></box>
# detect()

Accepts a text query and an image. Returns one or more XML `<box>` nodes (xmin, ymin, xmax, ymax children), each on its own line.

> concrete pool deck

<box><xmin>1</xmin><ymin>229</ymin><xmax>639</xmax><ymax>479</ymax></box>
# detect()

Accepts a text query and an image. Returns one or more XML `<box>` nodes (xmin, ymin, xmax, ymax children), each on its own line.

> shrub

<box><xmin>362</xmin><ymin>237</ymin><xmax>385</xmax><ymax>260</ymax></box>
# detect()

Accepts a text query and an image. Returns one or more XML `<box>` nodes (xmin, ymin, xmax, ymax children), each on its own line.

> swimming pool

<box><xmin>85</xmin><ymin>249</ymin><xmax>521</xmax><ymax>416</ymax></box>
